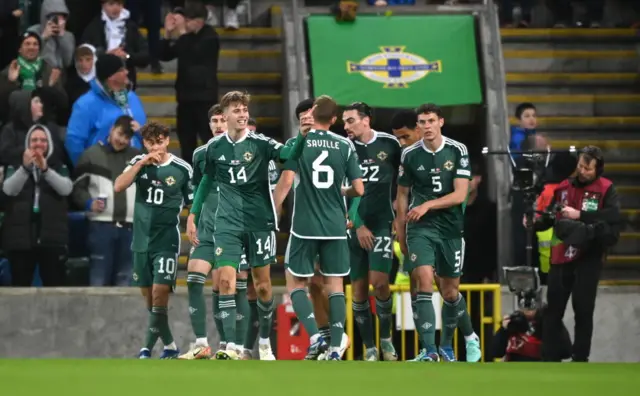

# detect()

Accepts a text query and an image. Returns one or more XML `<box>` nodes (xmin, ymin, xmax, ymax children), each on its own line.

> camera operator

<box><xmin>493</xmin><ymin>295</ymin><xmax>571</xmax><ymax>362</ymax></box>
<box><xmin>526</xmin><ymin>146</ymin><xmax>621</xmax><ymax>362</ymax></box>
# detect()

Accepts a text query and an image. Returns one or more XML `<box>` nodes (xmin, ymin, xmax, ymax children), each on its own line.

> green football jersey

<box><xmin>129</xmin><ymin>154</ymin><xmax>194</xmax><ymax>252</ymax></box>
<box><xmin>193</xmin><ymin>141</ymin><xmax>218</xmax><ymax>233</ymax></box>
<box><xmin>285</xmin><ymin>129</ymin><xmax>362</xmax><ymax>239</ymax></box>
<box><xmin>353</xmin><ymin>130</ymin><xmax>401</xmax><ymax>228</ymax></box>
<box><xmin>204</xmin><ymin>131</ymin><xmax>284</xmax><ymax>232</ymax></box>
<box><xmin>398</xmin><ymin>137</ymin><xmax>471</xmax><ymax>239</ymax></box>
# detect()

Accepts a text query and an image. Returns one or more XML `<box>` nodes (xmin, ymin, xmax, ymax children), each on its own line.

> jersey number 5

<box><xmin>432</xmin><ymin>175</ymin><xmax>442</xmax><ymax>192</ymax></box>
<box><xmin>312</xmin><ymin>150</ymin><xmax>334</xmax><ymax>189</ymax></box>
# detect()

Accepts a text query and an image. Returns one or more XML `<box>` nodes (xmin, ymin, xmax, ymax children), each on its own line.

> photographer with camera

<box><xmin>526</xmin><ymin>146</ymin><xmax>621</xmax><ymax>362</ymax></box>
<box><xmin>493</xmin><ymin>294</ymin><xmax>571</xmax><ymax>362</ymax></box>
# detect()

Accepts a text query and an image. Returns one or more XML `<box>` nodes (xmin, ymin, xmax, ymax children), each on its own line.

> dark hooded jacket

<box><xmin>1</xmin><ymin>124</ymin><xmax>72</xmax><ymax>250</ymax></box>
<box><xmin>0</xmin><ymin>89</ymin><xmax>69</xmax><ymax>169</ymax></box>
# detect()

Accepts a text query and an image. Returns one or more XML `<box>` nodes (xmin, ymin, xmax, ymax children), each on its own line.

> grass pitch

<box><xmin>1</xmin><ymin>360</ymin><xmax>638</xmax><ymax>396</ymax></box>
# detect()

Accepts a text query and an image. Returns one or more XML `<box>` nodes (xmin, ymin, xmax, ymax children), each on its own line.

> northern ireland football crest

<box><xmin>165</xmin><ymin>176</ymin><xmax>176</xmax><ymax>186</ymax></box>
<box><xmin>444</xmin><ymin>160</ymin><xmax>454</xmax><ymax>171</ymax></box>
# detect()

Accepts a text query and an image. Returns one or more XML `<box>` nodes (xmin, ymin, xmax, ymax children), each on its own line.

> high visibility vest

<box><xmin>392</xmin><ymin>241</ymin><xmax>410</xmax><ymax>313</ymax></box>
<box><xmin>535</xmin><ymin>184</ymin><xmax>558</xmax><ymax>274</ymax></box>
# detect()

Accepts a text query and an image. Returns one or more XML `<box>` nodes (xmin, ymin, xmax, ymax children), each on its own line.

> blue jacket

<box><xmin>65</xmin><ymin>79</ymin><xmax>146</xmax><ymax>165</ymax></box>
<box><xmin>509</xmin><ymin>126</ymin><xmax>536</xmax><ymax>156</ymax></box>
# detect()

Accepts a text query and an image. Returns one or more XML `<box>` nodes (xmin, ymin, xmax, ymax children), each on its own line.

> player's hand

<box><xmin>406</xmin><ymin>203</ymin><xmax>430</xmax><ymax>223</ymax></box>
<box><xmin>356</xmin><ymin>225</ymin><xmax>375</xmax><ymax>251</ymax></box>
<box><xmin>186</xmin><ymin>213</ymin><xmax>199</xmax><ymax>246</ymax></box>
<box><xmin>299</xmin><ymin>105</ymin><xmax>316</xmax><ymax>137</ymax></box>
<box><xmin>561</xmin><ymin>205</ymin><xmax>580</xmax><ymax>220</ymax></box>
<box><xmin>141</xmin><ymin>151</ymin><xmax>163</xmax><ymax>165</ymax></box>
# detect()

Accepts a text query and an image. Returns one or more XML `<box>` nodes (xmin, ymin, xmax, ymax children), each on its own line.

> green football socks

<box><xmin>144</xmin><ymin>307</ymin><xmax>159</xmax><ymax>351</ymax></box>
<box><xmin>218</xmin><ymin>294</ymin><xmax>237</xmax><ymax>343</ymax></box>
<box><xmin>257</xmin><ymin>297</ymin><xmax>275</xmax><ymax>339</ymax></box>
<box><xmin>150</xmin><ymin>306</ymin><xmax>174</xmax><ymax>346</ymax></box>
<box><xmin>328</xmin><ymin>292</ymin><xmax>346</xmax><ymax>349</ymax></box>
<box><xmin>375</xmin><ymin>296</ymin><xmax>393</xmax><ymax>340</ymax></box>
<box><xmin>244</xmin><ymin>299</ymin><xmax>259</xmax><ymax>350</ymax></box>
<box><xmin>353</xmin><ymin>300</ymin><xmax>375</xmax><ymax>348</ymax></box>
<box><xmin>441</xmin><ymin>293</ymin><xmax>475</xmax><ymax>346</ymax></box>
<box><xmin>212</xmin><ymin>290</ymin><xmax>225</xmax><ymax>342</ymax></box>
<box><xmin>235</xmin><ymin>279</ymin><xmax>250</xmax><ymax>346</ymax></box>
<box><xmin>415</xmin><ymin>292</ymin><xmax>436</xmax><ymax>352</ymax></box>
<box><xmin>187</xmin><ymin>272</ymin><xmax>207</xmax><ymax>339</ymax></box>
<box><xmin>290</xmin><ymin>288</ymin><xmax>319</xmax><ymax>336</ymax></box>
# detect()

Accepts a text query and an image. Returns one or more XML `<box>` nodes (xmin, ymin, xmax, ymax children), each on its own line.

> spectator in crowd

<box><xmin>509</xmin><ymin>102</ymin><xmax>537</xmax><ymax>153</ymax></box>
<box><xmin>126</xmin><ymin>0</ymin><xmax>163</xmax><ymax>74</ymax></box>
<box><xmin>0</xmin><ymin>89</ymin><xmax>69</xmax><ymax>168</ymax></box>
<box><xmin>1</xmin><ymin>124</ymin><xmax>72</xmax><ymax>287</ymax></box>
<box><xmin>26</xmin><ymin>0</ymin><xmax>75</xmax><ymax>70</ymax></box>
<box><xmin>82</xmin><ymin>0</ymin><xmax>150</xmax><ymax>89</ymax></box>
<box><xmin>65</xmin><ymin>53</ymin><xmax>146</xmax><ymax>165</ymax></box>
<box><xmin>247</xmin><ymin>117</ymin><xmax>257</xmax><ymax>132</ymax></box>
<box><xmin>160</xmin><ymin>2</ymin><xmax>220</xmax><ymax>164</ymax></box>
<box><xmin>65</xmin><ymin>44</ymin><xmax>96</xmax><ymax>110</ymax></box>
<box><xmin>0</xmin><ymin>2</ymin><xmax>23</xmax><ymax>70</ymax></box>
<box><xmin>500</xmin><ymin>0</ymin><xmax>532</xmax><ymax>27</ymax></box>
<box><xmin>72</xmin><ymin>115</ymin><xmax>140</xmax><ymax>286</ymax></box>
<box><xmin>0</xmin><ymin>31</ymin><xmax>68</xmax><ymax>123</ymax></box>
<box><xmin>65</xmin><ymin>0</ymin><xmax>102</xmax><ymax>42</ymax></box>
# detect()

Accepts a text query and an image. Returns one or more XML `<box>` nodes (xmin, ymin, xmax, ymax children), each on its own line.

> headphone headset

<box><xmin>580</xmin><ymin>146</ymin><xmax>604</xmax><ymax>177</ymax></box>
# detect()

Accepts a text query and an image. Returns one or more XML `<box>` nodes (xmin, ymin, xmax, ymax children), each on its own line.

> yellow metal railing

<box><xmin>345</xmin><ymin>283</ymin><xmax>502</xmax><ymax>361</ymax></box>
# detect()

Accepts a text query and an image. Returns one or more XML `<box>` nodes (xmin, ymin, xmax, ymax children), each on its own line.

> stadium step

<box><xmin>502</xmin><ymin>27</ymin><xmax>640</xmax><ymax>281</ymax></box>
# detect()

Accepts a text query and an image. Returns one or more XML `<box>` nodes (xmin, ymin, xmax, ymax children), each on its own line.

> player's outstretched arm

<box><xmin>277</xmin><ymin>131</ymin><xmax>306</xmax><ymax>162</ymax></box>
<box><xmin>114</xmin><ymin>153</ymin><xmax>157</xmax><ymax>193</ymax></box>
<box><xmin>273</xmin><ymin>170</ymin><xmax>295</xmax><ymax>214</ymax></box>
<box><xmin>341</xmin><ymin>178</ymin><xmax>364</xmax><ymax>198</ymax></box>
<box><xmin>347</xmin><ymin>197</ymin><xmax>363</xmax><ymax>229</ymax></box>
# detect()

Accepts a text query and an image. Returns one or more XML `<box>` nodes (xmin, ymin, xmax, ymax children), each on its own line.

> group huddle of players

<box><xmin>113</xmin><ymin>91</ymin><xmax>482</xmax><ymax>362</ymax></box>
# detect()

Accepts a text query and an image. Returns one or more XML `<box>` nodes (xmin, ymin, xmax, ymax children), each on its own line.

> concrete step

<box><xmin>612</xmin><ymin>233</ymin><xmax>640</xmax><ymax>255</ymax></box>
<box><xmin>549</xmin><ymin>139</ymin><xmax>640</xmax><ymax>162</ymax></box>
<box><xmin>618</xmin><ymin>186</ymin><xmax>640</xmax><ymax>209</ymax></box>
<box><xmin>141</xmin><ymin>94</ymin><xmax>282</xmax><ymax>118</ymax></box>
<box><xmin>506</xmin><ymin>72</ymin><xmax>639</xmax><ymax>86</ymax></box>
<box><xmin>507</xmin><ymin>94</ymin><xmax>640</xmax><ymax>117</ymax></box>
<box><xmin>157</xmin><ymin>49</ymin><xmax>282</xmax><ymax>73</ymax></box>
<box><xmin>137</xmin><ymin>72</ymin><xmax>281</xmax><ymax>91</ymax></box>
<box><xmin>500</xmin><ymin>28</ymin><xmax>640</xmax><ymax>43</ymax></box>
<box><xmin>509</xmin><ymin>116</ymin><xmax>640</xmax><ymax>130</ymax></box>
<box><xmin>503</xmin><ymin>49</ymin><xmax>639</xmax><ymax>73</ymax></box>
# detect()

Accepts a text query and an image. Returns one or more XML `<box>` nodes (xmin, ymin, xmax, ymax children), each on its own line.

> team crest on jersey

<box><xmin>215</xmin><ymin>247</ymin><xmax>223</xmax><ymax>256</ymax></box>
<box><xmin>243</xmin><ymin>152</ymin><xmax>253</xmax><ymax>162</ymax></box>
<box><xmin>377</xmin><ymin>151</ymin><xmax>388</xmax><ymax>161</ymax></box>
<box><xmin>165</xmin><ymin>176</ymin><xmax>176</xmax><ymax>186</ymax></box>
<box><xmin>460</xmin><ymin>157</ymin><xmax>469</xmax><ymax>168</ymax></box>
<box><xmin>410</xmin><ymin>253</ymin><xmax>417</xmax><ymax>262</ymax></box>
<box><xmin>132</xmin><ymin>273</ymin><xmax>138</xmax><ymax>281</ymax></box>
<box><xmin>444</xmin><ymin>160</ymin><xmax>454</xmax><ymax>171</ymax></box>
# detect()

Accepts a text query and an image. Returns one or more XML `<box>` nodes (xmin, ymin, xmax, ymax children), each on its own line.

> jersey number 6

<box><xmin>312</xmin><ymin>150</ymin><xmax>334</xmax><ymax>189</ymax></box>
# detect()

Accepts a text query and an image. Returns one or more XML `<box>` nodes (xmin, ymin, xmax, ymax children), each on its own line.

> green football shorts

<box><xmin>285</xmin><ymin>235</ymin><xmax>349</xmax><ymax>278</ymax></box>
<box><xmin>213</xmin><ymin>230</ymin><xmax>277</xmax><ymax>270</ymax></box>
<box><xmin>405</xmin><ymin>229</ymin><xmax>465</xmax><ymax>278</ymax></box>
<box><xmin>348</xmin><ymin>225</ymin><xmax>394</xmax><ymax>281</ymax></box>
<box><xmin>132</xmin><ymin>251</ymin><xmax>179</xmax><ymax>287</ymax></box>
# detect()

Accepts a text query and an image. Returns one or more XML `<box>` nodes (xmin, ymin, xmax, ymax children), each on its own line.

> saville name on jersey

<box><xmin>307</xmin><ymin>139</ymin><xmax>340</xmax><ymax>150</ymax></box>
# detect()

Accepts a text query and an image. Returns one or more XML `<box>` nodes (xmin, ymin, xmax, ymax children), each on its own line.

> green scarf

<box><xmin>17</xmin><ymin>56</ymin><xmax>42</xmax><ymax>91</ymax></box>
<box><xmin>111</xmin><ymin>89</ymin><xmax>129</xmax><ymax>109</ymax></box>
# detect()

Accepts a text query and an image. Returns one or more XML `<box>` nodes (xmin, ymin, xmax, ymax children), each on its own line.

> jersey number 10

<box><xmin>146</xmin><ymin>187</ymin><xmax>164</xmax><ymax>205</ymax></box>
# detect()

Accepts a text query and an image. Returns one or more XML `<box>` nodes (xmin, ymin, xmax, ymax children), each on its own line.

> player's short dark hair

<box><xmin>112</xmin><ymin>115</ymin><xmax>134</xmax><ymax>137</ymax></box>
<box><xmin>416</xmin><ymin>103</ymin><xmax>443</xmax><ymax>119</ymax></box>
<box><xmin>208</xmin><ymin>104</ymin><xmax>223</xmax><ymax>120</ymax></box>
<box><xmin>343</xmin><ymin>102</ymin><xmax>372</xmax><ymax>121</ymax></box>
<box><xmin>140</xmin><ymin>122</ymin><xmax>170</xmax><ymax>141</ymax></box>
<box><xmin>390</xmin><ymin>109</ymin><xmax>418</xmax><ymax>130</ymax></box>
<box><xmin>515</xmin><ymin>102</ymin><xmax>536</xmax><ymax>119</ymax></box>
<box><xmin>247</xmin><ymin>118</ymin><xmax>257</xmax><ymax>127</ymax></box>
<box><xmin>295</xmin><ymin>98</ymin><xmax>315</xmax><ymax>120</ymax></box>
<box><xmin>220</xmin><ymin>91</ymin><xmax>251</xmax><ymax>111</ymax></box>
<box><xmin>313</xmin><ymin>95</ymin><xmax>338</xmax><ymax>124</ymax></box>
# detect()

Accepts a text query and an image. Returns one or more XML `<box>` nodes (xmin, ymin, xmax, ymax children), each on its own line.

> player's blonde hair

<box><xmin>220</xmin><ymin>91</ymin><xmax>251</xmax><ymax>111</ymax></box>
<box><xmin>313</xmin><ymin>95</ymin><xmax>338</xmax><ymax>124</ymax></box>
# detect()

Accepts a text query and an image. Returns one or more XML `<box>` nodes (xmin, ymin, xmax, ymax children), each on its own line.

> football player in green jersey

<box><xmin>343</xmin><ymin>102</ymin><xmax>401</xmax><ymax>361</ymax></box>
<box><xmin>395</xmin><ymin>104</ymin><xmax>480</xmax><ymax>362</ymax></box>
<box><xmin>274</xmin><ymin>95</ymin><xmax>365</xmax><ymax>361</ymax></box>
<box><xmin>190</xmin><ymin>91</ymin><xmax>306</xmax><ymax>360</ymax></box>
<box><xmin>115</xmin><ymin>122</ymin><xmax>194</xmax><ymax>359</ymax></box>
<box><xmin>180</xmin><ymin>104</ymin><xmax>227</xmax><ymax>360</ymax></box>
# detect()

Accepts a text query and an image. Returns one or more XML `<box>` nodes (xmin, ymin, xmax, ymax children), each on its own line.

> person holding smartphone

<box><xmin>27</xmin><ymin>0</ymin><xmax>76</xmax><ymax>70</ymax></box>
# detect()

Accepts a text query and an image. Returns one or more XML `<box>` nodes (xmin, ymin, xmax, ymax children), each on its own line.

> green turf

<box><xmin>1</xmin><ymin>360</ymin><xmax>638</xmax><ymax>395</ymax></box>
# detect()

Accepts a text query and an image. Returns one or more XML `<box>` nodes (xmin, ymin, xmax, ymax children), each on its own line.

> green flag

<box><xmin>306</xmin><ymin>14</ymin><xmax>483</xmax><ymax>108</ymax></box>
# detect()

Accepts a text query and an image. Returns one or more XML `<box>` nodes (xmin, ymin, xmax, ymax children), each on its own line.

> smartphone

<box><xmin>49</xmin><ymin>15</ymin><xmax>59</xmax><ymax>25</ymax></box>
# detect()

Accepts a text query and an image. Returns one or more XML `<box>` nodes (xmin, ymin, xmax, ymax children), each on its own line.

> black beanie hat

<box><xmin>20</xmin><ymin>31</ymin><xmax>42</xmax><ymax>49</ymax></box>
<box><xmin>96</xmin><ymin>54</ymin><xmax>125</xmax><ymax>82</ymax></box>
